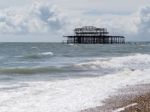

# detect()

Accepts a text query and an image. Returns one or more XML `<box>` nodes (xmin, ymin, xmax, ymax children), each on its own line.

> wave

<box><xmin>1</xmin><ymin>68</ymin><xmax>150</xmax><ymax>112</ymax></box>
<box><xmin>6</xmin><ymin>53</ymin><xmax>150</xmax><ymax>75</ymax></box>
<box><xmin>0</xmin><ymin>83</ymin><xmax>28</xmax><ymax>91</ymax></box>
<box><xmin>1</xmin><ymin>54</ymin><xmax>150</xmax><ymax>112</ymax></box>
<box><xmin>67</xmin><ymin>43</ymin><xmax>79</xmax><ymax>46</ymax></box>
<box><xmin>0</xmin><ymin>66</ymin><xmax>66</xmax><ymax>74</ymax></box>
<box><xmin>40</xmin><ymin>52</ymin><xmax>54</xmax><ymax>56</ymax></box>
<box><xmin>21</xmin><ymin>52</ymin><xmax>54</xmax><ymax>59</ymax></box>
<box><xmin>73</xmin><ymin>54</ymin><xmax>150</xmax><ymax>71</ymax></box>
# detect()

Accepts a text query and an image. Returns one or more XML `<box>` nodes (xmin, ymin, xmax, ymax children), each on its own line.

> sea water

<box><xmin>0</xmin><ymin>42</ymin><xmax>150</xmax><ymax>112</ymax></box>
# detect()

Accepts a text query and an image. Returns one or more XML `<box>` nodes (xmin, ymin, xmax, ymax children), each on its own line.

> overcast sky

<box><xmin>0</xmin><ymin>0</ymin><xmax>150</xmax><ymax>42</ymax></box>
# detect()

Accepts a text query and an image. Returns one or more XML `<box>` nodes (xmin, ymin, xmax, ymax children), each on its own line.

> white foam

<box><xmin>68</xmin><ymin>44</ymin><xmax>77</xmax><ymax>46</ymax></box>
<box><xmin>0</xmin><ymin>68</ymin><xmax>150</xmax><ymax>112</ymax></box>
<box><xmin>113</xmin><ymin>103</ymin><xmax>137</xmax><ymax>112</ymax></box>
<box><xmin>0</xmin><ymin>54</ymin><xmax>150</xmax><ymax>112</ymax></box>
<box><xmin>74</xmin><ymin>54</ymin><xmax>150</xmax><ymax>70</ymax></box>
<box><xmin>40</xmin><ymin>52</ymin><xmax>54</xmax><ymax>56</ymax></box>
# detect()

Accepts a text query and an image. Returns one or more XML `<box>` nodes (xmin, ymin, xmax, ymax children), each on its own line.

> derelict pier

<box><xmin>64</xmin><ymin>26</ymin><xmax>125</xmax><ymax>44</ymax></box>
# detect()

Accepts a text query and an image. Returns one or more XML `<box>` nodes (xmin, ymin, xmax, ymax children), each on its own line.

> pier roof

<box><xmin>74</xmin><ymin>26</ymin><xmax>107</xmax><ymax>32</ymax></box>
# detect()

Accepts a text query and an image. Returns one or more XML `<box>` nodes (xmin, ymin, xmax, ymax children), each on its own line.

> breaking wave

<box><xmin>73</xmin><ymin>54</ymin><xmax>150</xmax><ymax>71</ymax></box>
<box><xmin>21</xmin><ymin>52</ymin><xmax>54</xmax><ymax>59</ymax></box>
<box><xmin>1</xmin><ymin>67</ymin><xmax>150</xmax><ymax>112</ymax></box>
<box><xmin>1</xmin><ymin>54</ymin><xmax>150</xmax><ymax>75</ymax></box>
<box><xmin>1</xmin><ymin>53</ymin><xmax>150</xmax><ymax>112</ymax></box>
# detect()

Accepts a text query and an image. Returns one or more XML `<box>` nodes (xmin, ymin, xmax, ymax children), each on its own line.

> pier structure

<box><xmin>64</xmin><ymin>26</ymin><xmax>125</xmax><ymax>44</ymax></box>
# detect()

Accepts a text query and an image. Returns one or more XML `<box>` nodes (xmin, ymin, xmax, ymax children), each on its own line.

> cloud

<box><xmin>0</xmin><ymin>2</ymin><xmax>68</xmax><ymax>34</ymax></box>
<box><xmin>62</xmin><ymin>4</ymin><xmax>150</xmax><ymax>42</ymax></box>
<box><xmin>0</xmin><ymin>1</ymin><xmax>150</xmax><ymax>41</ymax></box>
<box><xmin>136</xmin><ymin>6</ymin><xmax>150</xmax><ymax>40</ymax></box>
<box><xmin>84</xmin><ymin>5</ymin><xmax>150</xmax><ymax>41</ymax></box>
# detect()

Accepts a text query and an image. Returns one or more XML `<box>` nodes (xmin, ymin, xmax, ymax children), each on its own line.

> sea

<box><xmin>0</xmin><ymin>42</ymin><xmax>150</xmax><ymax>112</ymax></box>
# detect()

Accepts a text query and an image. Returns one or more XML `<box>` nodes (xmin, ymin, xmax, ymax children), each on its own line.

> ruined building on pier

<box><xmin>64</xmin><ymin>26</ymin><xmax>125</xmax><ymax>44</ymax></box>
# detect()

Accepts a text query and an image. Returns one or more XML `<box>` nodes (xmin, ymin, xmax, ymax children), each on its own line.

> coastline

<box><xmin>81</xmin><ymin>83</ymin><xmax>150</xmax><ymax>112</ymax></box>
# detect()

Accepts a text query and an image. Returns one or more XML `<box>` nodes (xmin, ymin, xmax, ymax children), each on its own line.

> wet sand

<box><xmin>81</xmin><ymin>84</ymin><xmax>150</xmax><ymax>112</ymax></box>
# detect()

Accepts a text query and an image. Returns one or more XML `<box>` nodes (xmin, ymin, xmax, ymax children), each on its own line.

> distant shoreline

<box><xmin>0</xmin><ymin>41</ymin><xmax>150</xmax><ymax>43</ymax></box>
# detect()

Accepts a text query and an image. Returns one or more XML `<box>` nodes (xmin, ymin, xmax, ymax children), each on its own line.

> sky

<box><xmin>0</xmin><ymin>0</ymin><xmax>150</xmax><ymax>42</ymax></box>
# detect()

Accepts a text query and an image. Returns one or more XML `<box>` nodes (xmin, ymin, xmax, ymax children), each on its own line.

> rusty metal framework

<box><xmin>64</xmin><ymin>26</ymin><xmax>125</xmax><ymax>44</ymax></box>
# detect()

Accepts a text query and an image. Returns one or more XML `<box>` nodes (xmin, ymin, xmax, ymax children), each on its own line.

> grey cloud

<box><xmin>0</xmin><ymin>2</ymin><xmax>150</xmax><ymax>42</ymax></box>
<box><xmin>136</xmin><ymin>6</ymin><xmax>150</xmax><ymax>40</ymax></box>
<box><xmin>0</xmin><ymin>3</ymin><xmax>66</xmax><ymax>34</ymax></box>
